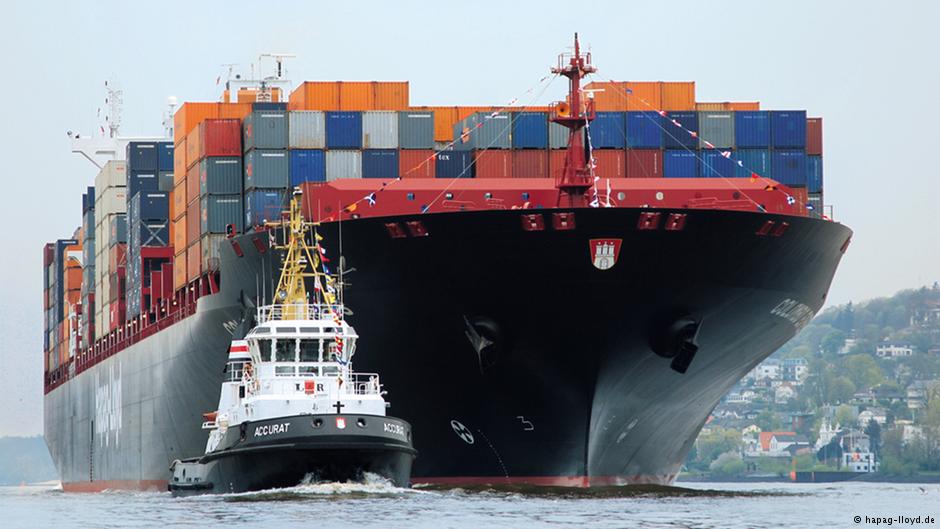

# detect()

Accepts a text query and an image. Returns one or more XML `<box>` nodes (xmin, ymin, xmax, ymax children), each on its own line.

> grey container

<box><xmin>549</xmin><ymin>121</ymin><xmax>576</xmax><ymax>149</ymax></box>
<box><xmin>362</xmin><ymin>111</ymin><xmax>399</xmax><ymax>149</ymax></box>
<box><xmin>158</xmin><ymin>171</ymin><xmax>174</xmax><ymax>192</ymax></box>
<box><xmin>200</xmin><ymin>195</ymin><xmax>244</xmax><ymax>234</ymax></box>
<box><xmin>698</xmin><ymin>112</ymin><xmax>735</xmax><ymax>149</ymax></box>
<box><xmin>200</xmin><ymin>157</ymin><xmax>243</xmax><ymax>195</ymax></box>
<box><xmin>326</xmin><ymin>150</ymin><xmax>362</xmax><ymax>181</ymax></box>
<box><xmin>399</xmin><ymin>111</ymin><xmax>434</xmax><ymax>149</ymax></box>
<box><xmin>244</xmin><ymin>150</ymin><xmax>289</xmax><ymax>190</ymax></box>
<box><xmin>243</xmin><ymin>111</ymin><xmax>289</xmax><ymax>152</ymax></box>
<box><xmin>454</xmin><ymin>112</ymin><xmax>511</xmax><ymax>150</ymax></box>
<box><xmin>289</xmin><ymin>111</ymin><xmax>326</xmax><ymax>149</ymax></box>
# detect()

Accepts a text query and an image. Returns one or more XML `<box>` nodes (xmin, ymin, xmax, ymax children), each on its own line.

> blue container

<box><xmin>362</xmin><ymin>149</ymin><xmax>399</xmax><ymax>178</ymax></box>
<box><xmin>244</xmin><ymin>150</ymin><xmax>289</xmax><ymax>190</ymax></box>
<box><xmin>511</xmin><ymin>112</ymin><xmax>548</xmax><ymax>149</ymax></box>
<box><xmin>133</xmin><ymin>191</ymin><xmax>169</xmax><ymax>221</ymax></box>
<box><xmin>807</xmin><ymin>155</ymin><xmax>823</xmax><ymax>193</ymax></box>
<box><xmin>158</xmin><ymin>142</ymin><xmax>174</xmax><ymax>171</ymax></box>
<box><xmin>127</xmin><ymin>169</ymin><xmax>159</xmax><ymax>201</ymax></box>
<box><xmin>734</xmin><ymin>149</ymin><xmax>772</xmax><ymax>178</ymax></box>
<box><xmin>772</xmin><ymin>150</ymin><xmax>807</xmax><ymax>186</ymax></box>
<box><xmin>252</xmin><ymin>102</ymin><xmax>287</xmax><ymax>111</ymax></box>
<box><xmin>126</xmin><ymin>141</ymin><xmax>159</xmax><ymax>171</ymax></box>
<box><xmin>626</xmin><ymin>112</ymin><xmax>663</xmax><ymax>149</ymax></box>
<box><xmin>700</xmin><ymin>150</ymin><xmax>738</xmax><ymax>178</ymax></box>
<box><xmin>289</xmin><ymin>150</ymin><xmax>326</xmax><ymax>185</ymax></box>
<box><xmin>82</xmin><ymin>186</ymin><xmax>95</xmax><ymax>213</ymax></box>
<box><xmin>663</xmin><ymin>150</ymin><xmax>700</xmax><ymax>177</ymax></box>
<box><xmin>130</xmin><ymin>221</ymin><xmax>170</xmax><ymax>248</ymax></box>
<box><xmin>435</xmin><ymin>150</ymin><xmax>475</xmax><ymax>178</ymax></box>
<box><xmin>663</xmin><ymin>112</ymin><xmax>698</xmax><ymax>149</ymax></box>
<box><xmin>245</xmin><ymin>189</ymin><xmax>288</xmax><ymax>227</ymax></box>
<box><xmin>771</xmin><ymin>111</ymin><xmax>807</xmax><ymax>148</ymax></box>
<box><xmin>588</xmin><ymin>112</ymin><xmax>626</xmax><ymax>149</ymax></box>
<box><xmin>326</xmin><ymin>112</ymin><xmax>363</xmax><ymax>149</ymax></box>
<box><xmin>734</xmin><ymin>111</ymin><xmax>771</xmax><ymax>148</ymax></box>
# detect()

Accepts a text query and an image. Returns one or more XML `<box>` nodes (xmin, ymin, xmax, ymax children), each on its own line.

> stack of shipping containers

<box><xmin>80</xmin><ymin>187</ymin><xmax>95</xmax><ymax>347</ymax></box>
<box><xmin>125</xmin><ymin>141</ymin><xmax>173</xmax><ymax>320</ymax></box>
<box><xmin>45</xmin><ymin>79</ymin><xmax>828</xmax><ymax>380</ymax></box>
<box><xmin>243</xmin><ymin>103</ymin><xmax>289</xmax><ymax>229</ymax></box>
<box><xmin>93</xmin><ymin>160</ymin><xmax>127</xmax><ymax>337</ymax></box>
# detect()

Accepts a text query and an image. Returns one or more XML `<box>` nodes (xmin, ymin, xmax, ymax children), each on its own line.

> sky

<box><xmin>0</xmin><ymin>0</ymin><xmax>937</xmax><ymax>436</ymax></box>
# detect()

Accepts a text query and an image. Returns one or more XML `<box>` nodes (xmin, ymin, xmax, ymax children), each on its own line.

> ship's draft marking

<box><xmin>517</xmin><ymin>416</ymin><xmax>535</xmax><ymax>431</ymax></box>
<box><xmin>450</xmin><ymin>420</ymin><xmax>475</xmax><ymax>445</ymax></box>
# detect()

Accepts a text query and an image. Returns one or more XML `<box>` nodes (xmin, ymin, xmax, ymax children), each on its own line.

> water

<box><xmin>4</xmin><ymin>480</ymin><xmax>938</xmax><ymax>528</ymax></box>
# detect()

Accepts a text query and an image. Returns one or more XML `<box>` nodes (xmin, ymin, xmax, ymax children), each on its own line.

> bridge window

<box><xmin>252</xmin><ymin>328</ymin><xmax>270</xmax><ymax>334</ymax></box>
<box><xmin>257</xmin><ymin>340</ymin><xmax>272</xmax><ymax>362</ymax></box>
<box><xmin>275</xmin><ymin>339</ymin><xmax>296</xmax><ymax>362</ymax></box>
<box><xmin>276</xmin><ymin>327</ymin><xmax>296</xmax><ymax>334</ymax></box>
<box><xmin>299</xmin><ymin>326</ymin><xmax>320</xmax><ymax>333</ymax></box>
<box><xmin>299</xmin><ymin>340</ymin><xmax>321</xmax><ymax>362</ymax></box>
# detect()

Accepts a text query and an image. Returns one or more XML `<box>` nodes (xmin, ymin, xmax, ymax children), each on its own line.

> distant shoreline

<box><xmin>678</xmin><ymin>474</ymin><xmax>940</xmax><ymax>484</ymax></box>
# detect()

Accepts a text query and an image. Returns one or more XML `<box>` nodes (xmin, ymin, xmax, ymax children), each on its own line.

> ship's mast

<box><xmin>550</xmin><ymin>33</ymin><xmax>597</xmax><ymax>207</ymax></box>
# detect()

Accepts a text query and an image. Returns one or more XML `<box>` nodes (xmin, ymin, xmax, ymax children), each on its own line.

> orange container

<box><xmin>65</xmin><ymin>266</ymin><xmax>82</xmax><ymax>291</ymax></box>
<box><xmin>173</xmin><ymin>254</ymin><xmax>187</xmax><ymax>291</ymax></box>
<box><xmin>174</xmin><ymin>139</ymin><xmax>187</xmax><ymax>186</ymax></box>
<box><xmin>185</xmin><ymin>127</ymin><xmax>201</xmax><ymax>169</ymax></box>
<box><xmin>474</xmin><ymin>150</ymin><xmax>512</xmax><ymax>178</ymax></box>
<box><xmin>289</xmin><ymin>82</ymin><xmax>341</xmax><ymax>111</ymax></box>
<box><xmin>584</xmin><ymin>81</ymin><xmax>626</xmax><ymax>111</ymax></box>
<box><xmin>696</xmin><ymin>102</ymin><xmax>728</xmax><ymax>111</ymax></box>
<box><xmin>625</xmin><ymin>82</ymin><xmax>662</xmax><ymax>111</ymax></box>
<box><xmin>224</xmin><ymin>87</ymin><xmax>282</xmax><ymax>103</ymax></box>
<box><xmin>218</xmin><ymin>102</ymin><xmax>252</xmax><ymax>120</ymax></box>
<box><xmin>727</xmin><ymin>102</ymin><xmax>760</xmax><ymax>111</ymax></box>
<box><xmin>172</xmin><ymin>180</ymin><xmax>186</xmax><ymax>220</ymax></box>
<box><xmin>373</xmin><ymin>82</ymin><xmax>409</xmax><ymax>110</ymax></box>
<box><xmin>186</xmin><ymin>164</ymin><xmax>200</xmax><ymax>206</ymax></box>
<box><xmin>173</xmin><ymin>215</ymin><xmax>187</xmax><ymax>253</ymax></box>
<box><xmin>661</xmin><ymin>82</ymin><xmax>695</xmax><ymax>111</ymax></box>
<box><xmin>187</xmin><ymin>240</ymin><xmax>202</xmax><ymax>282</ymax></box>
<box><xmin>399</xmin><ymin>150</ymin><xmax>436</xmax><ymax>178</ymax></box>
<box><xmin>186</xmin><ymin>201</ymin><xmax>200</xmax><ymax>247</ymax></box>
<box><xmin>174</xmin><ymin>103</ymin><xmax>219</xmax><ymax>146</ymax></box>
<box><xmin>412</xmin><ymin>106</ymin><xmax>459</xmax><ymax>142</ymax></box>
<box><xmin>339</xmin><ymin>82</ymin><xmax>375</xmax><ymax>111</ymax></box>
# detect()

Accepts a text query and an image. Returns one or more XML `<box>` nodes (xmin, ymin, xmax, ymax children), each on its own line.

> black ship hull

<box><xmin>45</xmin><ymin>206</ymin><xmax>851</xmax><ymax>488</ymax></box>
<box><xmin>169</xmin><ymin>414</ymin><xmax>415</xmax><ymax>495</ymax></box>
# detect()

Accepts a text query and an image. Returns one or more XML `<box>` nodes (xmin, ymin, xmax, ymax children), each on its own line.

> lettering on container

<box><xmin>254</xmin><ymin>423</ymin><xmax>291</xmax><ymax>437</ymax></box>
<box><xmin>770</xmin><ymin>298</ymin><xmax>815</xmax><ymax>330</ymax></box>
<box><xmin>94</xmin><ymin>362</ymin><xmax>122</xmax><ymax>448</ymax></box>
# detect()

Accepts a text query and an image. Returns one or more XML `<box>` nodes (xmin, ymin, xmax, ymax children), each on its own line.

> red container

<box><xmin>625</xmin><ymin>149</ymin><xmax>662</xmax><ymax>178</ymax></box>
<box><xmin>549</xmin><ymin>150</ymin><xmax>568</xmax><ymax>180</ymax></box>
<box><xmin>186</xmin><ymin>164</ymin><xmax>200</xmax><ymax>206</ymax></box>
<box><xmin>200</xmin><ymin>119</ymin><xmax>242</xmax><ymax>158</ymax></box>
<box><xmin>806</xmin><ymin>118</ymin><xmax>823</xmax><ymax>156</ymax></box>
<box><xmin>594</xmin><ymin>150</ymin><xmax>626</xmax><ymax>179</ymax></box>
<box><xmin>399</xmin><ymin>150</ymin><xmax>436</xmax><ymax>178</ymax></box>
<box><xmin>186</xmin><ymin>201</ymin><xmax>200</xmax><ymax>247</ymax></box>
<box><xmin>109</xmin><ymin>301</ymin><xmax>126</xmax><ymax>331</ymax></box>
<box><xmin>511</xmin><ymin>150</ymin><xmax>549</xmax><ymax>178</ymax></box>
<box><xmin>474</xmin><ymin>150</ymin><xmax>512</xmax><ymax>178</ymax></box>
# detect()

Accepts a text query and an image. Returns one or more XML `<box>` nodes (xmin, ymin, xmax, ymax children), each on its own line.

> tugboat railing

<box><xmin>257</xmin><ymin>303</ymin><xmax>345</xmax><ymax>323</ymax></box>
<box><xmin>347</xmin><ymin>373</ymin><xmax>382</xmax><ymax>396</ymax></box>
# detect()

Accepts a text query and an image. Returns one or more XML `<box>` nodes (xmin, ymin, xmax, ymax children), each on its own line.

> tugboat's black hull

<box><xmin>169</xmin><ymin>414</ymin><xmax>415</xmax><ymax>496</ymax></box>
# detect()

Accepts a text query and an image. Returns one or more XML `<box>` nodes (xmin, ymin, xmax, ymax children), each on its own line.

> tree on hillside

<box><xmin>817</xmin><ymin>437</ymin><xmax>843</xmax><ymax>466</ymax></box>
<box><xmin>821</xmin><ymin>330</ymin><xmax>847</xmax><ymax>356</ymax></box>
<box><xmin>695</xmin><ymin>427</ymin><xmax>742</xmax><ymax>466</ymax></box>
<box><xmin>865</xmin><ymin>419</ymin><xmax>882</xmax><ymax>459</ymax></box>
<box><xmin>836</xmin><ymin>404</ymin><xmax>857</xmax><ymax>429</ymax></box>
<box><xmin>844</xmin><ymin>354</ymin><xmax>886</xmax><ymax>390</ymax></box>
<box><xmin>829</xmin><ymin>376</ymin><xmax>857</xmax><ymax>404</ymax></box>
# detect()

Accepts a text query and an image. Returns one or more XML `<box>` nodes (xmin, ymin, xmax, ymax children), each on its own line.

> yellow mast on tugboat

<box><xmin>267</xmin><ymin>189</ymin><xmax>339</xmax><ymax>321</ymax></box>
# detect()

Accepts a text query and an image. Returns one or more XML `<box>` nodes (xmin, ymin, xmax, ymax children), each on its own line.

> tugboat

<box><xmin>169</xmin><ymin>191</ymin><xmax>416</xmax><ymax>496</ymax></box>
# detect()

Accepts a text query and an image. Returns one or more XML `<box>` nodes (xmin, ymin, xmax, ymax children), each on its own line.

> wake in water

<box><xmin>218</xmin><ymin>472</ymin><xmax>427</xmax><ymax>502</ymax></box>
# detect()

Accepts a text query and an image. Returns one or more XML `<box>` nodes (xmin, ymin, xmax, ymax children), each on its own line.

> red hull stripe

<box><xmin>61</xmin><ymin>480</ymin><xmax>167</xmax><ymax>493</ymax></box>
<box><xmin>412</xmin><ymin>474</ymin><xmax>678</xmax><ymax>487</ymax></box>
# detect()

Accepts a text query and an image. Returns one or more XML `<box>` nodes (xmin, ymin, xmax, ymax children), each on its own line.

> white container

<box><xmin>361</xmin><ymin>111</ymin><xmax>399</xmax><ymax>149</ymax></box>
<box><xmin>94</xmin><ymin>160</ymin><xmax>127</xmax><ymax>194</ymax></box>
<box><xmin>289</xmin><ymin>111</ymin><xmax>326</xmax><ymax>149</ymax></box>
<box><xmin>325</xmin><ymin>150</ymin><xmax>362</xmax><ymax>181</ymax></box>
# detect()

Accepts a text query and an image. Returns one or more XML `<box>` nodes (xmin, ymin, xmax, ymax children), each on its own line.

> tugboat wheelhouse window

<box><xmin>299</xmin><ymin>340</ymin><xmax>320</xmax><ymax>362</ymax></box>
<box><xmin>257</xmin><ymin>339</ymin><xmax>272</xmax><ymax>362</ymax></box>
<box><xmin>275</xmin><ymin>339</ymin><xmax>295</xmax><ymax>362</ymax></box>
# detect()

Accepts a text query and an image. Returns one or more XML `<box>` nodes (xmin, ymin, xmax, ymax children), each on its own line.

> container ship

<box><xmin>43</xmin><ymin>37</ymin><xmax>849</xmax><ymax>490</ymax></box>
